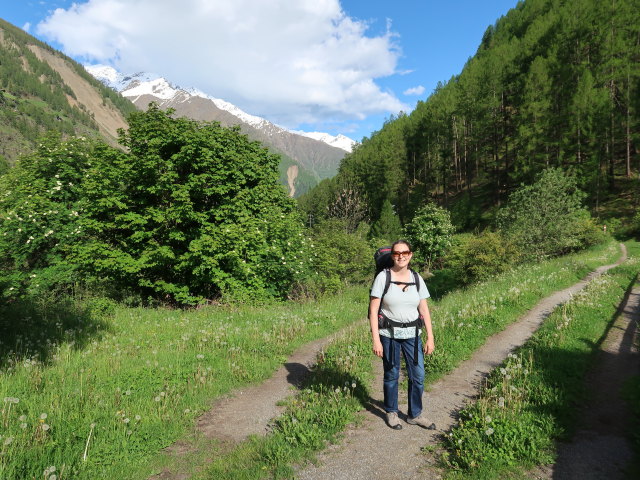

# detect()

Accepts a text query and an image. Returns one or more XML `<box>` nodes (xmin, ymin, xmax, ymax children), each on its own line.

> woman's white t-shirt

<box><xmin>370</xmin><ymin>270</ymin><xmax>430</xmax><ymax>339</ymax></box>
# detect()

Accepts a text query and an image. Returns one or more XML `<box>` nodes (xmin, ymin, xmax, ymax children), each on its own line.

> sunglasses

<box><xmin>391</xmin><ymin>250</ymin><xmax>411</xmax><ymax>258</ymax></box>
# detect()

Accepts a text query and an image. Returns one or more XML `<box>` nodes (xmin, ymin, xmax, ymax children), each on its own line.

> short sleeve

<box><xmin>370</xmin><ymin>271</ymin><xmax>387</xmax><ymax>298</ymax></box>
<box><xmin>418</xmin><ymin>274</ymin><xmax>430</xmax><ymax>299</ymax></box>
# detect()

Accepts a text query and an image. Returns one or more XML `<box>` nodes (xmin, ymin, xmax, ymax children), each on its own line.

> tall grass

<box><xmin>441</xmin><ymin>241</ymin><xmax>639</xmax><ymax>478</ymax></box>
<box><xmin>0</xmin><ymin>290</ymin><xmax>366</xmax><ymax>479</ymax></box>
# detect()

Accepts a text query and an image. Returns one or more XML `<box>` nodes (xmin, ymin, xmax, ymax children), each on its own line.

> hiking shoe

<box><xmin>407</xmin><ymin>414</ymin><xmax>436</xmax><ymax>430</ymax></box>
<box><xmin>386</xmin><ymin>412</ymin><xmax>402</xmax><ymax>430</ymax></box>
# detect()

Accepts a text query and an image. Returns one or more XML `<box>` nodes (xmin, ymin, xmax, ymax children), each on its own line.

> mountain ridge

<box><xmin>86</xmin><ymin>65</ymin><xmax>354</xmax><ymax>196</ymax></box>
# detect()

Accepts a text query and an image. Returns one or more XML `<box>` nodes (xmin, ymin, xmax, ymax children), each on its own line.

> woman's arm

<box><xmin>369</xmin><ymin>296</ymin><xmax>383</xmax><ymax>357</ymax></box>
<box><xmin>418</xmin><ymin>298</ymin><xmax>435</xmax><ymax>355</ymax></box>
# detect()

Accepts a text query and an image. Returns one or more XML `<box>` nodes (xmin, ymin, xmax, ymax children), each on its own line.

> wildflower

<box><xmin>154</xmin><ymin>396</ymin><xmax>161</xmax><ymax>402</ymax></box>
<box><xmin>485</xmin><ymin>428</ymin><xmax>494</xmax><ymax>435</ymax></box>
<box><xmin>42</xmin><ymin>424</ymin><xmax>50</xmax><ymax>431</ymax></box>
<box><xmin>196</xmin><ymin>354</ymin><xmax>204</xmax><ymax>359</ymax></box>
<box><xmin>500</xmin><ymin>368</ymin><xmax>507</xmax><ymax>375</ymax></box>
<box><xmin>351</xmin><ymin>382</ymin><xmax>357</xmax><ymax>388</ymax></box>
<box><xmin>123</xmin><ymin>418</ymin><xmax>130</xmax><ymax>424</ymax></box>
<box><xmin>40</xmin><ymin>413</ymin><xmax>48</xmax><ymax>420</ymax></box>
<box><xmin>3</xmin><ymin>437</ymin><xmax>14</xmax><ymax>446</ymax></box>
<box><xmin>135</xmin><ymin>415</ymin><xmax>141</xmax><ymax>421</ymax></box>
<box><xmin>485</xmin><ymin>415</ymin><xmax>492</xmax><ymax>423</ymax></box>
<box><xmin>20</xmin><ymin>423</ymin><xmax>27</xmax><ymax>429</ymax></box>
<box><xmin>498</xmin><ymin>397</ymin><xmax>505</xmax><ymax>407</ymax></box>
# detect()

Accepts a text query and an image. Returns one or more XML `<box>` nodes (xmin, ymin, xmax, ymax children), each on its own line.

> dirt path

<box><xmin>294</xmin><ymin>245</ymin><xmax>627</xmax><ymax>480</ymax></box>
<box><xmin>150</xmin><ymin>328</ymin><xmax>351</xmax><ymax>479</ymax></box>
<box><xmin>534</xmin><ymin>272</ymin><xmax>639</xmax><ymax>479</ymax></box>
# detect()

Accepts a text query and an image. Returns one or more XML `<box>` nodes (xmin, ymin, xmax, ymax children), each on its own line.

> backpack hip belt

<box><xmin>378</xmin><ymin>313</ymin><xmax>424</xmax><ymax>365</ymax></box>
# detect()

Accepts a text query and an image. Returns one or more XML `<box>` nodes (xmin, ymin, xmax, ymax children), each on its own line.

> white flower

<box><xmin>485</xmin><ymin>428</ymin><xmax>494</xmax><ymax>435</ymax></box>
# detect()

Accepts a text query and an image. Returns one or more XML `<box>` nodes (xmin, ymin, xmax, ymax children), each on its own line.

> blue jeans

<box><xmin>380</xmin><ymin>335</ymin><xmax>425</xmax><ymax>418</ymax></box>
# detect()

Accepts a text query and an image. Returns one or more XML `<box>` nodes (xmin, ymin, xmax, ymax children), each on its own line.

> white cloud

<box><xmin>36</xmin><ymin>0</ymin><xmax>409</xmax><ymax>128</ymax></box>
<box><xmin>403</xmin><ymin>85</ymin><xmax>425</xmax><ymax>96</ymax></box>
<box><xmin>22</xmin><ymin>22</ymin><xmax>31</xmax><ymax>32</ymax></box>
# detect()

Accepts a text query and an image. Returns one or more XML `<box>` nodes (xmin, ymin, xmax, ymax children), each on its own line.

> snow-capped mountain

<box><xmin>86</xmin><ymin>65</ymin><xmax>354</xmax><ymax>196</ymax></box>
<box><xmin>294</xmin><ymin>131</ymin><xmax>356</xmax><ymax>153</ymax></box>
<box><xmin>86</xmin><ymin>65</ymin><xmax>355</xmax><ymax>152</ymax></box>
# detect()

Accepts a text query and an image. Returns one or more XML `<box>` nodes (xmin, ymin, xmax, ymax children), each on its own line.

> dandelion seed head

<box><xmin>485</xmin><ymin>428</ymin><xmax>494</xmax><ymax>435</ymax></box>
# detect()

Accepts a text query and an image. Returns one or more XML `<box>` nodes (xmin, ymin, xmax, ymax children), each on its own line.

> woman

<box><xmin>369</xmin><ymin>240</ymin><xmax>436</xmax><ymax>430</ymax></box>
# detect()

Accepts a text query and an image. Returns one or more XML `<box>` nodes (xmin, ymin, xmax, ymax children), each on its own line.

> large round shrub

<box><xmin>496</xmin><ymin>168</ymin><xmax>596</xmax><ymax>259</ymax></box>
<box><xmin>78</xmin><ymin>105</ymin><xmax>306</xmax><ymax>304</ymax></box>
<box><xmin>404</xmin><ymin>203</ymin><xmax>455</xmax><ymax>269</ymax></box>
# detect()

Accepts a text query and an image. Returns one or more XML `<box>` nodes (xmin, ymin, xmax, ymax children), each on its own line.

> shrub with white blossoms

<box><xmin>0</xmin><ymin>134</ymin><xmax>95</xmax><ymax>298</ymax></box>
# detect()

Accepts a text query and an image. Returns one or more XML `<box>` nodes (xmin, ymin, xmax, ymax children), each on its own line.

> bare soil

<box><xmin>28</xmin><ymin>45</ymin><xmax>128</xmax><ymax>143</ymax></box>
<box><xmin>151</xmin><ymin>245</ymin><xmax>633</xmax><ymax>480</ymax></box>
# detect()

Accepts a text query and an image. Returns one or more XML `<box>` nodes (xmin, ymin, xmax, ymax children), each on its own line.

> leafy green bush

<box><xmin>295</xmin><ymin>219</ymin><xmax>373</xmax><ymax>297</ymax></box>
<box><xmin>77</xmin><ymin>105</ymin><xmax>306</xmax><ymax>304</ymax></box>
<box><xmin>0</xmin><ymin>134</ymin><xmax>96</xmax><ymax>299</ymax></box>
<box><xmin>496</xmin><ymin>168</ymin><xmax>597</xmax><ymax>259</ymax></box>
<box><xmin>1</xmin><ymin>106</ymin><xmax>311</xmax><ymax>305</ymax></box>
<box><xmin>448</xmin><ymin>231</ymin><xmax>520</xmax><ymax>284</ymax></box>
<box><xmin>404</xmin><ymin>202</ymin><xmax>455</xmax><ymax>269</ymax></box>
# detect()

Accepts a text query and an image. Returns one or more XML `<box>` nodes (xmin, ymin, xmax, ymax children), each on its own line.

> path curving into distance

<box><xmin>151</xmin><ymin>245</ymin><xmax>628</xmax><ymax>480</ymax></box>
<box><xmin>295</xmin><ymin>244</ymin><xmax>628</xmax><ymax>480</ymax></box>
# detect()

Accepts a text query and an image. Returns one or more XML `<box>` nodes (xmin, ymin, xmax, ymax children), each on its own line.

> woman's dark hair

<box><xmin>391</xmin><ymin>239</ymin><xmax>412</xmax><ymax>252</ymax></box>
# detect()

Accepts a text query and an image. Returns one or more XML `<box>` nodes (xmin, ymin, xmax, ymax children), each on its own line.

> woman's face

<box><xmin>391</xmin><ymin>243</ymin><xmax>412</xmax><ymax>268</ymax></box>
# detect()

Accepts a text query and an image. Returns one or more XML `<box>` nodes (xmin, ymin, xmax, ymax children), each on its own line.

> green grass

<box><xmin>0</xmin><ymin>289</ymin><xmax>366</xmax><ymax>479</ymax></box>
<box><xmin>440</xmin><ymin>241</ymin><xmax>640</xmax><ymax>478</ymax></box>
<box><xmin>0</xmin><ymin>240</ymin><xmax>625</xmax><ymax>479</ymax></box>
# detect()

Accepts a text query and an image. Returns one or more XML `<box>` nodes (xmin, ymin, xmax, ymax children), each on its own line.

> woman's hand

<box><xmin>372</xmin><ymin>338</ymin><xmax>383</xmax><ymax>357</ymax></box>
<box><xmin>423</xmin><ymin>337</ymin><xmax>435</xmax><ymax>355</ymax></box>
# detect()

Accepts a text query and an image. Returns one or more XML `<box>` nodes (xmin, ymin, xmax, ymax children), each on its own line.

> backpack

<box><xmin>371</xmin><ymin>246</ymin><xmax>424</xmax><ymax>364</ymax></box>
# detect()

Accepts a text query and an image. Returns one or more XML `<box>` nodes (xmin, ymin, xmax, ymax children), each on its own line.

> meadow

<box><xmin>0</xmin><ymin>240</ymin><xmax>628</xmax><ymax>479</ymax></box>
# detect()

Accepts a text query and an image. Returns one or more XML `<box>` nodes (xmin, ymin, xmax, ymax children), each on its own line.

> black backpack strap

<box><xmin>412</xmin><ymin>270</ymin><xmax>420</xmax><ymax>293</ymax></box>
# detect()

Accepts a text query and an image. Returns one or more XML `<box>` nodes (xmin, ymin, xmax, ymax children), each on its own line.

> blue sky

<box><xmin>2</xmin><ymin>0</ymin><xmax>520</xmax><ymax>142</ymax></box>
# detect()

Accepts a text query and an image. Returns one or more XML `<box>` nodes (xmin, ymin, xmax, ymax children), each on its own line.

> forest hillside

<box><xmin>0</xmin><ymin>19</ymin><xmax>136</xmax><ymax>167</ymax></box>
<box><xmin>299</xmin><ymin>0</ymin><xmax>639</xmax><ymax>232</ymax></box>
